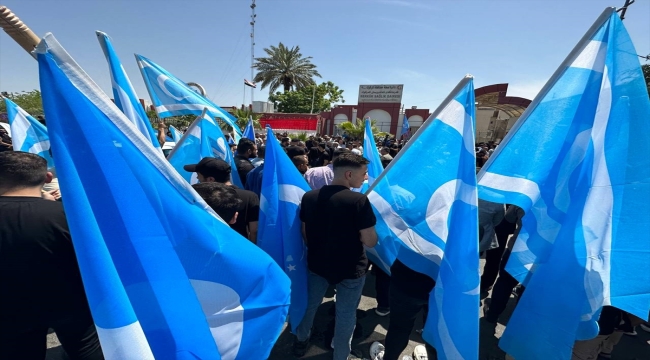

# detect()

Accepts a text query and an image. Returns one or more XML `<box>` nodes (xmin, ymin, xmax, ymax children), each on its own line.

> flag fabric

<box><xmin>367</xmin><ymin>75</ymin><xmax>479</xmax><ymax>358</ymax></box>
<box><xmin>4</xmin><ymin>98</ymin><xmax>55</xmax><ymax>169</ymax></box>
<box><xmin>244</xmin><ymin>79</ymin><xmax>256</xmax><ymax>88</ymax></box>
<box><xmin>477</xmin><ymin>8</ymin><xmax>650</xmax><ymax>359</ymax></box>
<box><xmin>36</xmin><ymin>33</ymin><xmax>290</xmax><ymax>360</ymax></box>
<box><xmin>401</xmin><ymin>114</ymin><xmax>410</xmax><ymax>139</ymax></box>
<box><xmin>242</xmin><ymin>118</ymin><xmax>256</xmax><ymax>141</ymax></box>
<box><xmin>167</xmin><ymin>109</ymin><xmax>244</xmax><ymax>188</ymax></box>
<box><xmin>363</xmin><ymin>118</ymin><xmax>384</xmax><ymax>186</ymax></box>
<box><xmin>135</xmin><ymin>54</ymin><xmax>241</xmax><ymax>134</ymax></box>
<box><xmin>168</xmin><ymin>124</ymin><xmax>182</xmax><ymax>143</ymax></box>
<box><xmin>258</xmin><ymin>126</ymin><xmax>309</xmax><ymax>332</ymax></box>
<box><xmin>96</xmin><ymin>32</ymin><xmax>160</xmax><ymax>150</ymax></box>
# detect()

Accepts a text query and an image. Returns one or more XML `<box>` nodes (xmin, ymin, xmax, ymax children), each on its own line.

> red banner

<box><xmin>259</xmin><ymin>118</ymin><xmax>318</xmax><ymax>132</ymax></box>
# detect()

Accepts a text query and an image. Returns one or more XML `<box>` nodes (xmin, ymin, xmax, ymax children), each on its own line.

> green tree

<box><xmin>0</xmin><ymin>90</ymin><xmax>44</xmax><ymax>116</ymax></box>
<box><xmin>253</xmin><ymin>43</ymin><xmax>321</xmax><ymax>94</ymax></box>
<box><xmin>269</xmin><ymin>81</ymin><xmax>344</xmax><ymax>114</ymax></box>
<box><xmin>642</xmin><ymin>64</ymin><xmax>650</xmax><ymax>98</ymax></box>
<box><xmin>219</xmin><ymin>107</ymin><xmax>262</xmax><ymax>133</ymax></box>
<box><xmin>338</xmin><ymin>118</ymin><xmax>391</xmax><ymax>140</ymax></box>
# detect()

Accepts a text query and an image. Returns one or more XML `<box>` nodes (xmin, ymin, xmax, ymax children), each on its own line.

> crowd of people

<box><xmin>1</xmin><ymin>126</ymin><xmax>648</xmax><ymax>360</ymax></box>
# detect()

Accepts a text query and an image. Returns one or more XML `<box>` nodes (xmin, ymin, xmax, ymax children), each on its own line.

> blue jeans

<box><xmin>296</xmin><ymin>271</ymin><xmax>366</xmax><ymax>360</ymax></box>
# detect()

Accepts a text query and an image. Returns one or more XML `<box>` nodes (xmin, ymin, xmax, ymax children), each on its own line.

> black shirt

<box><xmin>315</xmin><ymin>151</ymin><xmax>331</xmax><ymax>167</ymax></box>
<box><xmin>390</xmin><ymin>259</ymin><xmax>436</xmax><ymax>301</ymax></box>
<box><xmin>230</xmin><ymin>186</ymin><xmax>260</xmax><ymax>241</ymax></box>
<box><xmin>0</xmin><ymin>197</ymin><xmax>90</xmax><ymax>330</ymax></box>
<box><xmin>300</xmin><ymin>185</ymin><xmax>376</xmax><ymax>284</ymax></box>
<box><xmin>234</xmin><ymin>154</ymin><xmax>255</xmax><ymax>187</ymax></box>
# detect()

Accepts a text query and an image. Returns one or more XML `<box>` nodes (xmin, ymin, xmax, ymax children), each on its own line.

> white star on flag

<box><xmin>287</xmin><ymin>264</ymin><xmax>296</xmax><ymax>272</ymax></box>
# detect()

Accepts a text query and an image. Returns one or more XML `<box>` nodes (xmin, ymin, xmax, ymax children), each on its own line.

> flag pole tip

<box><xmin>464</xmin><ymin>74</ymin><xmax>474</xmax><ymax>79</ymax></box>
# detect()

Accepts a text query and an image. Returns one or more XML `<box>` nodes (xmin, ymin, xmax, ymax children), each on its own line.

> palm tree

<box><xmin>253</xmin><ymin>43</ymin><xmax>322</xmax><ymax>94</ymax></box>
<box><xmin>219</xmin><ymin>107</ymin><xmax>262</xmax><ymax>133</ymax></box>
<box><xmin>338</xmin><ymin>118</ymin><xmax>391</xmax><ymax>140</ymax></box>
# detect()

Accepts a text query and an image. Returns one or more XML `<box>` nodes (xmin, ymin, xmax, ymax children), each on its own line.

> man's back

<box><xmin>230</xmin><ymin>186</ymin><xmax>260</xmax><ymax>240</ymax></box>
<box><xmin>234</xmin><ymin>154</ymin><xmax>254</xmax><ymax>186</ymax></box>
<box><xmin>0</xmin><ymin>197</ymin><xmax>88</xmax><ymax>329</ymax></box>
<box><xmin>300</xmin><ymin>185</ymin><xmax>376</xmax><ymax>284</ymax></box>
<box><xmin>304</xmin><ymin>164</ymin><xmax>334</xmax><ymax>190</ymax></box>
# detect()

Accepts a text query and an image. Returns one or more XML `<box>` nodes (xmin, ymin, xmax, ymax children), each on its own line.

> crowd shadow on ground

<box><xmin>46</xmin><ymin>270</ymin><xmax>650</xmax><ymax>360</ymax></box>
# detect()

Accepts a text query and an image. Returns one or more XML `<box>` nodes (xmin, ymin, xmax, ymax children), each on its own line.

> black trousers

<box><xmin>481</xmin><ymin>218</ymin><xmax>516</xmax><ymax>291</ymax></box>
<box><xmin>486</xmin><ymin>249</ymin><xmax>519</xmax><ymax>321</ymax></box>
<box><xmin>0</xmin><ymin>313</ymin><xmax>104</xmax><ymax>360</ymax></box>
<box><xmin>384</xmin><ymin>284</ymin><xmax>437</xmax><ymax>360</ymax></box>
<box><xmin>373</xmin><ymin>264</ymin><xmax>391</xmax><ymax>309</ymax></box>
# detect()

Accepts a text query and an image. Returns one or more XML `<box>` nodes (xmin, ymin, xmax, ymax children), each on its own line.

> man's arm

<box><xmin>359</xmin><ymin>226</ymin><xmax>377</xmax><ymax>248</ymax></box>
<box><xmin>248</xmin><ymin>221</ymin><xmax>258</xmax><ymax>244</ymax></box>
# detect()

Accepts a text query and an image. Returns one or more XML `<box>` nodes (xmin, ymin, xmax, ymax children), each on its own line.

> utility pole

<box><xmin>250</xmin><ymin>0</ymin><xmax>256</xmax><ymax>107</ymax></box>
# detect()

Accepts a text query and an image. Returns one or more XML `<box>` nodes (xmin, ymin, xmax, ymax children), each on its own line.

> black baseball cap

<box><xmin>183</xmin><ymin>157</ymin><xmax>231</xmax><ymax>178</ymax></box>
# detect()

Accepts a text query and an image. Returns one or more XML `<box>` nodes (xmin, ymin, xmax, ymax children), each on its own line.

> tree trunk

<box><xmin>283</xmin><ymin>78</ymin><xmax>292</xmax><ymax>93</ymax></box>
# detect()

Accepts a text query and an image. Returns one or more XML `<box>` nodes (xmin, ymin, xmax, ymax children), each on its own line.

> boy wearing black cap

<box><xmin>184</xmin><ymin>158</ymin><xmax>259</xmax><ymax>243</ymax></box>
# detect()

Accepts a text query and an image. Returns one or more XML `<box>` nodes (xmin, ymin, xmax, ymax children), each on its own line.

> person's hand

<box><xmin>157</xmin><ymin>122</ymin><xmax>167</xmax><ymax>130</ymax></box>
<box><xmin>42</xmin><ymin>190</ymin><xmax>56</xmax><ymax>201</ymax></box>
<box><xmin>42</xmin><ymin>189</ymin><xmax>62</xmax><ymax>201</ymax></box>
<box><xmin>48</xmin><ymin>189</ymin><xmax>62</xmax><ymax>200</ymax></box>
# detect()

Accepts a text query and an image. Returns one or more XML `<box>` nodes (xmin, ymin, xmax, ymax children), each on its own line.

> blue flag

<box><xmin>96</xmin><ymin>32</ymin><xmax>160</xmax><ymax>149</ymax></box>
<box><xmin>401</xmin><ymin>113</ymin><xmax>410</xmax><ymax>138</ymax></box>
<box><xmin>363</xmin><ymin>118</ymin><xmax>384</xmax><ymax>186</ymax></box>
<box><xmin>477</xmin><ymin>8</ymin><xmax>650</xmax><ymax>359</ymax></box>
<box><xmin>135</xmin><ymin>54</ymin><xmax>241</xmax><ymax>135</ymax></box>
<box><xmin>36</xmin><ymin>33</ymin><xmax>289</xmax><ymax>359</ymax></box>
<box><xmin>167</xmin><ymin>109</ymin><xmax>243</xmax><ymax>188</ymax></box>
<box><xmin>258</xmin><ymin>126</ymin><xmax>309</xmax><ymax>332</ymax></box>
<box><xmin>367</xmin><ymin>75</ymin><xmax>479</xmax><ymax>358</ymax></box>
<box><xmin>5</xmin><ymin>98</ymin><xmax>55</xmax><ymax>169</ymax></box>
<box><xmin>169</xmin><ymin>124</ymin><xmax>182</xmax><ymax>143</ymax></box>
<box><xmin>243</xmin><ymin>118</ymin><xmax>256</xmax><ymax>141</ymax></box>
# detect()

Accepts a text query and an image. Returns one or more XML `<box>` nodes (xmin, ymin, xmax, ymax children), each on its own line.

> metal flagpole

<box><xmin>250</xmin><ymin>0</ymin><xmax>256</xmax><ymax>106</ymax></box>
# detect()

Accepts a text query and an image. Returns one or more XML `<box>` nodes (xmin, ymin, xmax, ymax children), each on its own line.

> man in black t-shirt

<box><xmin>185</xmin><ymin>157</ymin><xmax>260</xmax><ymax>243</ymax></box>
<box><xmin>293</xmin><ymin>153</ymin><xmax>377</xmax><ymax>360</ymax></box>
<box><xmin>0</xmin><ymin>151</ymin><xmax>103</xmax><ymax>359</ymax></box>
<box><xmin>234</xmin><ymin>138</ymin><xmax>257</xmax><ymax>186</ymax></box>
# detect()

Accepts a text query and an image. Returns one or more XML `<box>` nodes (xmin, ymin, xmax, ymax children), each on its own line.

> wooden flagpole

<box><xmin>0</xmin><ymin>6</ymin><xmax>39</xmax><ymax>58</ymax></box>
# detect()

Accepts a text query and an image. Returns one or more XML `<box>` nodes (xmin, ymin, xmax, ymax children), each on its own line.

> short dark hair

<box><xmin>0</xmin><ymin>151</ymin><xmax>48</xmax><ymax>190</ymax></box>
<box><xmin>332</xmin><ymin>148</ymin><xmax>349</xmax><ymax>160</ymax></box>
<box><xmin>290</xmin><ymin>138</ymin><xmax>300</xmax><ymax>143</ymax></box>
<box><xmin>257</xmin><ymin>145</ymin><xmax>266</xmax><ymax>158</ymax></box>
<box><xmin>292</xmin><ymin>155</ymin><xmax>308</xmax><ymax>167</ymax></box>
<box><xmin>333</xmin><ymin>152</ymin><xmax>369</xmax><ymax>170</ymax></box>
<box><xmin>286</xmin><ymin>145</ymin><xmax>306</xmax><ymax>158</ymax></box>
<box><xmin>237</xmin><ymin>138</ymin><xmax>256</xmax><ymax>155</ymax></box>
<box><xmin>318</xmin><ymin>142</ymin><xmax>326</xmax><ymax>149</ymax></box>
<box><xmin>192</xmin><ymin>182</ymin><xmax>242</xmax><ymax>221</ymax></box>
<box><xmin>281</xmin><ymin>137</ymin><xmax>290</xmax><ymax>143</ymax></box>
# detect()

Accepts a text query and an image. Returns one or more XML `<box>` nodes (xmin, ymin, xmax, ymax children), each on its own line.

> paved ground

<box><xmin>46</xmin><ymin>259</ymin><xmax>650</xmax><ymax>359</ymax></box>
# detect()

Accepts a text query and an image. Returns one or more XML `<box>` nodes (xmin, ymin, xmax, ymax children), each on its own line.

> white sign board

<box><xmin>358</xmin><ymin>84</ymin><xmax>404</xmax><ymax>103</ymax></box>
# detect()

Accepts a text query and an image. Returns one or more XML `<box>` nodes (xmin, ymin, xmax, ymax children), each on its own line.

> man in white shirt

<box><xmin>304</xmin><ymin>148</ymin><xmax>349</xmax><ymax>189</ymax></box>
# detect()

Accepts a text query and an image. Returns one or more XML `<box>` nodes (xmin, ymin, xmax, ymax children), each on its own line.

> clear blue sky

<box><xmin>1</xmin><ymin>0</ymin><xmax>648</xmax><ymax>111</ymax></box>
